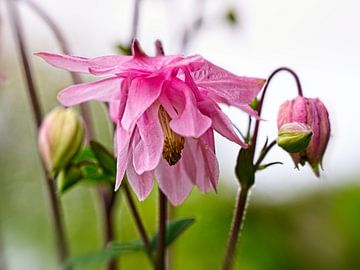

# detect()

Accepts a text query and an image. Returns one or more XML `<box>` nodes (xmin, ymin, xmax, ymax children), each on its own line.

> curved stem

<box><xmin>157</xmin><ymin>190</ymin><xmax>167</xmax><ymax>270</ymax></box>
<box><xmin>6</xmin><ymin>0</ymin><xmax>69</xmax><ymax>266</ymax></box>
<box><xmin>223</xmin><ymin>67</ymin><xmax>303</xmax><ymax>269</ymax></box>
<box><xmin>222</xmin><ymin>186</ymin><xmax>250</xmax><ymax>270</ymax></box>
<box><xmin>250</xmin><ymin>67</ymin><xmax>303</xmax><ymax>159</ymax></box>
<box><xmin>22</xmin><ymin>0</ymin><xmax>93</xmax><ymax>139</ymax></box>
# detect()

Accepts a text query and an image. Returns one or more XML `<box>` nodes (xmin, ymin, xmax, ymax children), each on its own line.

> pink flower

<box><xmin>36</xmin><ymin>40</ymin><xmax>265</xmax><ymax>205</ymax></box>
<box><xmin>278</xmin><ymin>96</ymin><xmax>331</xmax><ymax>176</ymax></box>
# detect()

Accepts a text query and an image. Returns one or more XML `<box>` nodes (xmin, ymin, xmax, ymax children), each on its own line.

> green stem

<box><xmin>222</xmin><ymin>185</ymin><xmax>250</xmax><ymax>270</ymax></box>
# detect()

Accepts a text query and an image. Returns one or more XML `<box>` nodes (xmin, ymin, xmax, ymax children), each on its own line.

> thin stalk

<box><xmin>22</xmin><ymin>0</ymin><xmax>93</xmax><ymax>139</ymax></box>
<box><xmin>250</xmin><ymin>67</ymin><xmax>303</xmax><ymax>159</ymax></box>
<box><xmin>222</xmin><ymin>185</ymin><xmax>250</xmax><ymax>270</ymax></box>
<box><xmin>157</xmin><ymin>190</ymin><xmax>167</xmax><ymax>270</ymax></box>
<box><xmin>23</xmin><ymin>4</ymin><xmax>119</xmax><ymax>270</ymax></box>
<box><xmin>6</xmin><ymin>0</ymin><xmax>69</xmax><ymax>266</ymax></box>
<box><xmin>130</xmin><ymin>0</ymin><xmax>141</xmax><ymax>39</ymax></box>
<box><xmin>122</xmin><ymin>183</ymin><xmax>153</xmax><ymax>258</ymax></box>
<box><xmin>100</xmin><ymin>187</ymin><xmax>117</xmax><ymax>270</ymax></box>
<box><xmin>223</xmin><ymin>67</ymin><xmax>303</xmax><ymax>269</ymax></box>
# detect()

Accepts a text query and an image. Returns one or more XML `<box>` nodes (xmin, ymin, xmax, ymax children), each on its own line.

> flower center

<box><xmin>158</xmin><ymin>106</ymin><xmax>185</xmax><ymax>166</ymax></box>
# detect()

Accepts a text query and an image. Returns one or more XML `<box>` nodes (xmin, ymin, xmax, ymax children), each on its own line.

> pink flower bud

<box><xmin>38</xmin><ymin>107</ymin><xmax>85</xmax><ymax>176</ymax></box>
<box><xmin>277</xmin><ymin>96</ymin><xmax>330</xmax><ymax>176</ymax></box>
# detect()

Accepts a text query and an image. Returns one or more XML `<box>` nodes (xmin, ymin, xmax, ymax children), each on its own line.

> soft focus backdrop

<box><xmin>1</xmin><ymin>0</ymin><xmax>360</xmax><ymax>269</ymax></box>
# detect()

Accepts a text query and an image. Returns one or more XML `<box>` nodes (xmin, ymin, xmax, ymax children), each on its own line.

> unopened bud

<box><xmin>277</xmin><ymin>96</ymin><xmax>330</xmax><ymax>176</ymax></box>
<box><xmin>38</xmin><ymin>107</ymin><xmax>85</xmax><ymax>176</ymax></box>
<box><xmin>277</xmin><ymin>122</ymin><xmax>312</xmax><ymax>153</ymax></box>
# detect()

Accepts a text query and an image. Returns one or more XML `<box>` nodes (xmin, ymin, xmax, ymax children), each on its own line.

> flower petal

<box><xmin>126</xmin><ymin>160</ymin><xmax>154</xmax><ymax>201</ymax></box>
<box><xmin>114</xmin><ymin>122</ymin><xmax>132</xmax><ymax>191</ymax></box>
<box><xmin>133</xmin><ymin>104</ymin><xmax>164</xmax><ymax>174</ymax></box>
<box><xmin>192</xmin><ymin>59</ymin><xmax>265</xmax><ymax>106</ymax></box>
<box><xmin>182</xmin><ymin>131</ymin><xmax>219</xmax><ymax>192</ymax></box>
<box><xmin>57</xmin><ymin>77</ymin><xmax>121</xmax><ymax>106</ymax></box>
<box><xmin>168</xmin><ymin>79</ymin><xmax>212</xmax><ymax>138</ymax></box>
<box><xmin>155</xmin><ymin>158</ymin><xmax>193</xmax><ymax>206</ymax></box>
<box><xmin>121</xmin><ymin>77</ymin><xmax>163</xmax><ymax>131</ymax></box>
<box><xmin>198</xmin><ymin>99</ymin><xmax>247</xmax><ymax>148</ymax></box>
<box><xmin>35</xmin><ymin>52</ymin><xmax>131</xmax><ymax>74</ymax></box>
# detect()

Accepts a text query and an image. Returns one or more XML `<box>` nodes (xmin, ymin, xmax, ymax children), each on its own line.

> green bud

<box><xmin>38</xmin><ymin>107</ymin><xmax>85</xmax><ymax>176</ymax></box>
<box><xmin>277</xmin><ymin>122</ymin><xmax>312</xmax><ymax>153</ymax></box>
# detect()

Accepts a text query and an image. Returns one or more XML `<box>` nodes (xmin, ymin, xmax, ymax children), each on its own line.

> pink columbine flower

<box><xmin>36</xmin><ymin>40</ymin><xmax>265</xmax><ymax>205</ymax></box>
<box><xmin>278</xmin><ymin>96</ymin><xmax>331</xmax><ymax>176</ymax></box>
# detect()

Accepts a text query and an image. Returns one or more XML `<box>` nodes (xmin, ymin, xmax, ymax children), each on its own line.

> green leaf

<box><xmin>90</xmin><ymin>141</ymin><xmax>116</xmax><ymax>176</ymax></box>
<box><xmin>57</xmin><ymin>167</ymin><xmax>82</xmax><ymax>194</ymax></box>
<box><xmin>116</xmin><ymin>43</ymin><xmax>132</xmax><ymax>55</ymax></box>
<box><xmin>65</xmin><ymin>240</ymin><xmax>144</xmax><ymax>269</ymax></box>
<box><xmin>150</xmin><ymin>218</ymin><xmax>195</xmax><ymax>250</ymax></box>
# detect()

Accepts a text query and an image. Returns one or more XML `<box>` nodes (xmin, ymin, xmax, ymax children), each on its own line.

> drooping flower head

<box><xmin>277</xmin><ymin>96</ymin><xmax>331</xmax><ymax>176</ymax></box>
<box><xmin>36</xmin><ymin>40</ymin><xmax>265</xmax><ymax>205</ymax></box>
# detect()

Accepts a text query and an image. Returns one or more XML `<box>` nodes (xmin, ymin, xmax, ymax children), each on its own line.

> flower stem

<box><xmin>22</xmin><ymin>0</ymin><xmax>93</xmax><ymax>140</ymax></box>
<box><xmin>6</xmin><ymin>0</ymin><xmax>69</xmax><ymax>266</ymax></box>
<box><xmin>122</xmin><ymin>183</ymin><xmax>153</xmax><ymax>260</ymax></box>
<box><xmin>157</xmin><ymin>189</ymin><xmax>167</xmax><ymax>270</ymax></box>
<box><xmin>100</xmin><ymin>188</ymin><xmax>117</xmax><ymax>270</ymax></box>
<box><xmin>251</xmin><ymin>67</ymin><xmax>303</xmax><ymax>159</ymax></box>
<box><xmin>222</xmin><ymin>185</ymin><xmax>250</xmax><ymax>270</ymax></box>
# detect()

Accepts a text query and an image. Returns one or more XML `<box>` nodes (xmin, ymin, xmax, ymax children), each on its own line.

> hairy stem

<box><xmin>157</xmin><ymin>189</ymin><xmax>167</xmax><ymax>270</ymax></box>
<box><xmin>222</xmin><ymin>186</ymin><xmax>250</xmax><ymax>270</ymax></box>
<box><xmin>6</xmin><ymin>0</ymin><xmax>69</xmax><ymax>266</ymax></box>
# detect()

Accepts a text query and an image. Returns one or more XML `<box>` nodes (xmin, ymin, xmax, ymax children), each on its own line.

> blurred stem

<box><xmin>157</xmin><ymin>189</ymin><xmax>167</xmax><ymax>270</ymax></box>
<box><xmin>222</xmin><ymin>185</ymin><xmax>250</xmax><ymax>270</ymax></box>
<box><xmin>22</xmin><ymin>0</ymin><xmax>93</xmax><ymax>140</ymax></box>
<box><xmin>130</xmin><ymin>0</ymin><xmax>141</xmax><ymax>39</ymax></box>
<box><xmin>122</xmin><ymin>182</ymin><xmax>154</xmax><ymax>263</ymax></box>
<box><xmin>23</xmin><ymin>3</ymin><xmax>119</xmax><ymax>270</ymax></box>
<box><xmin>100</xmin><ymin>188</ymin><xmax>117</xmax><ymax>270</ymax></box>
<box><xmin>6</xmin><ymin>0</ymin><xmax>69</xmax><ymax>267</ymax></box>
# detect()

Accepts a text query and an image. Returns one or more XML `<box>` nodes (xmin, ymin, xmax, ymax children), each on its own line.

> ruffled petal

<box><xmin>57</xmin><ymin>77</ymin><xmax>121</xmax><ymax>106</ymax></box>
<box><xmin>167</xmin><ymin>78</ymin><xmax>212</xmax><ymax>138</ymax></box>
<box><xmin>133</xmin><ymin>104</ymin><xmax>164</xmax><ymax>174</ymax></box>
<box><xmin>121</xmin><ymin>77</ymin><xmax>163</xmax><ymax>131</ymax></box>
<box><xmin>191</xmin><ymin>59</ymin><xmax>265</xmax><ymax>106</ymax></box>
<box><xmin>126</xmin><ymin>160</ymin><xmax>154</xmax><ymax>201</ymax></box>
<box><xmin>182</xmin><ymin>131</ymin><xmax>219</xmax><ymax>192</ymax></box>
<box><xmin>198</xmin><ymin>99</ymin><xmax>247</xmax><ymax>148</ymax></box>
<box><xmin>114</xmin><ymin>122</ymin><xmax>132</xmax><ymax>191</ymax></box>
<box><xmin>35</xmin><ymin>52</ymin><xmax>131</xmax><ymax>74</ymax></box>
<box><xmin>155</xmin><ymin>158</ymin><xmax>193</xmax><ymax>206</ymax></box>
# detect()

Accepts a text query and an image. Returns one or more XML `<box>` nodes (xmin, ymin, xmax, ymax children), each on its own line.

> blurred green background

<box><xmin>1</xmin><ymin>61</ymin><xmax>360</xmax><ymax>270</ymax></box>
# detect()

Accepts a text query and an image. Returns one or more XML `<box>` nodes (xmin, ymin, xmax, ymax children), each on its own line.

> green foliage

<box><xmin>65</xmin><ymin>218</ymin><xmax>195</xmax><ymax>269</ymax></box>
<box><xmin>235</xmin><ymin>148</ymin><xmax>254</xmax><ymax>188</ymax></box>
<box><xmin>57</xmin><ymin>141</ymin><xmax>116</xmax><ymax>194</ymax></box>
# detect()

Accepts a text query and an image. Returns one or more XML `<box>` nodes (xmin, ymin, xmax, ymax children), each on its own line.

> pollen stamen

<box><xmin>158</xmin><ymin>106</ymin><xmax>185</xmax><ymax>166</ymax></box>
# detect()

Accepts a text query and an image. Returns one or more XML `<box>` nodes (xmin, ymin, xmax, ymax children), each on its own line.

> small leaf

<box><xmin>257</xmin><ymin>161</ymin><xmax>283</xmax><ymax>171</ymax></box>
<box><xmin>116</xmin><ymin>43</ymin><xmax>132</xmax><ymax>56</ymax></box>
<box><xmin>90</xmin><ymin>141</ymin><xmax>116</xmax><ymax>176</ymax></box>
<box><xmin>150</xmin><ymin>218</ymin><xmax>195</xmax><ymax>250</ymax></box>
<box><xmin>225</xmin><ymin>8</ymin><xmax>238</xmax><ymax>25</ymax></box>
<box><xmin>57</xmin><ymin>167</ymin><xmax>82</xmax><ymax>193</ymax></box>
<box><xmin>65</xmin><ymin>240</ymin><xmax>144</xmax><ymax>269</ymax></box>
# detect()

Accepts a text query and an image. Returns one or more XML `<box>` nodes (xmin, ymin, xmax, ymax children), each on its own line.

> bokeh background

<box><xmin>1</xmin><ymin>0</ymin><xmax>360</xmax><ymax>269</ymax></box>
